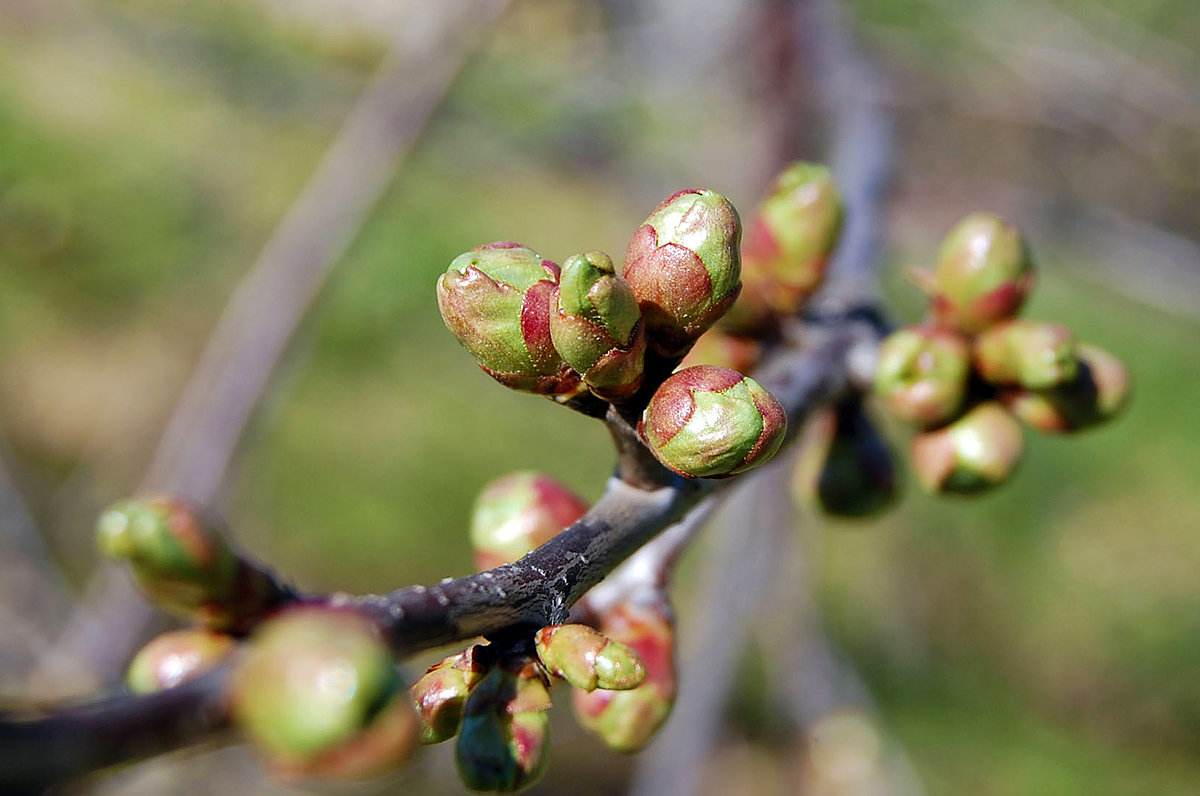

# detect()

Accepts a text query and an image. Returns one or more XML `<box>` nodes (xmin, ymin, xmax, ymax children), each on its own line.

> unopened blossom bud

<box><xmin>412</xmin><ymin>646</ymin><xmax>490</xmax><ymax>744</ymax></box>
<box><xmin>572</xmin><ymin>602</ymin><xmax>675</xmax><ymax>753</ymax></box>
<box><xmin>550</xmin><ymin>251</ymin><xmax>646</xmax><ymax>400</ymax></box>
<box><xmin>739</xmin><ymin>162</ymin><xmax>842</xmax><ymax>316</ymax></box>
<box><xmin>793</xmin><ymin>402</ymin><xmax>897</xmax><ymax>518</ymax></box>
<box><xmin>623</xmin><ymin>189</ymin><xmax>742</xmax><ymax>356</ymax></box>
<box><xmin>929</xmin><ymin>213</ymin><xmax>1034</xmax><ymax>333</ymax></box>
<box><xmin>456</xmin><ymin>659</ymin><xmax>551</xmax><ymax>792</ymax></box>
<box><xmin>437</xmin><ymin>242</ymin><xmax>581</xmax><ymax>396</ymax></box>
<box><xmin>97</xmin><ymin>496</ymin><xmax>237</xmax><ymax>618</ymax></box>
<box><xmin>470</xmin><ymin>472</ymin><xmax>588</xmax><ymax>571</ymax></box>
<box><xmin>679</xmin><ymin>329</ymin><xmax>761</xmax><ymax>374</ymax></box>
<box><xmin>873</xmin><ymin>326</ymin><xmax>971</xmax><ymax>427</ymax></box>
<box><xmin>535</xmin><ymin>624</ymin><xmax>645</xmax><ymax>692</ymax></box>
<box><xmin>1002</xmin><ymin>343</ymin><xmax>1131</xmax><ymax>433</ymax></box>
<box><xmin>231</xmin><ymin>607</ymin><xmax>416</xmax><ymax>779</ymax></box>
<box><xmin>910</xmin><ymin>402</ymin><xmax>1024</xmax><ymax>494</ymax></box>
<box><xmin>126</xmin><ymin>629</ymin><xmax>235</xmax><ymax>695</ymax></box>
<box><xmin>640</xmin><ymin>366</ymin><xmax>786</xmax><ymax>479</ymax></box>
<box><xmin>973</xmin><ymin>320</ymin><xmax>1079</xmax><ymax>389</ymax></box>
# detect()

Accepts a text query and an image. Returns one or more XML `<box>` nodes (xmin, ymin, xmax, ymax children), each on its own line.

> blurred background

<box><xmin>0</xmin><ymin>0</ymin><xmax>1197</xmax><ymax>793</ymax></box>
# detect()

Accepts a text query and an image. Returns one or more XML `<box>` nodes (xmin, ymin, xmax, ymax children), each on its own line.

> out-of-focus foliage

<box><xmin>0</xmin><ymin>0</ymin><xmax>1197</xmax><ymax>794</ymax></box>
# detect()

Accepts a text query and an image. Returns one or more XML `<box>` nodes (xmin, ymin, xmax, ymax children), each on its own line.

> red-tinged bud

<box><xmin>411</xmin><ymin>646</ymin><xmax>490</xmax><ymax>744</ymax></box>
<box><xmin>437</xmin><ymin>242</ymin><xmax>582</xmax><ymax>397</ymax></box>
<box><xmin>930</xmin><ymin>213</ymin><xmax>1034</xmax><ymax>333</ymax></box>
<box><xmin>535</xmin><ymin>624</ymin><xmax>645</xmax><ymax>692</ymax></box>
<box><xmin>126</xmin><ymin>629</ymin><xmax>235</xmax><ymax>694</ymax></box>
<box><xmin>793</xmin><ymin>401</ymin><xmax>897</xmax><ymax>518</ymax></box>
<box><xmin>873</xmin><ymin>325</ymin><xmax>971</xmax><ymax>427</ymax></box>
<box><xmin>572</xmin><ymin>601</ymin><xmax>676</xmax><ymax>753</ymax></box>
<box><xmin>623</xmin><ymin>189</ymin><xmax>742</xmax><ymax>356</ymax></box>
<box><xmin>231</xmin><ymin>607</ymin><xmax>416</xmax><ymax>779</ymax></box>
<box><xmin>910</xmin><ymin>402</ymin><xmax>1024</xmax><ymax>494</ymax></box>
<box><xmin>640</xmin><ymin>366</ymin><xmax>786</xmax><ymax>479</ymax></box>
<box><xmin>679</xmin><ymin>329</ymin><xmax>761</xmax><ymax>374</ymax></box>
<box><xmin>739</xmin><ymin>162</ymin><xmax>842</xmax><ymax>316</ymax></box>
<box><xmin>1002</xmin><ymin>343</ymin><xmax>1131</xmax><ymax>433</ymax></box>
<box><xmin>973</xmin><ymin>319</ymin><xmax>1079</xmax><ymax>389</ymax></box>
<box><xmin>470</xmin><ymin>472</ymin><xmax>589</xmax><ymax>571</ymax></box>
<box><xmin>455</xmin><ymin>659</ymin><xmax>552</xmax><ymax>792</ymax></box>
<box><xmin>550</xmin><ymin>251</ymin><xmax>646</xmax><ymax>400</ymax></box>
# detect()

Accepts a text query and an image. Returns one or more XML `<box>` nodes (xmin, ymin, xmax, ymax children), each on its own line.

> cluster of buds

<box><xmin>874</xmin><ymin>213</ymin><xmax>1131</xmax><ymax>494</ymax></box>
<box><xmin>793</xmin><ymin>398</ymin><xmax>897</xmax><ymax>518</ymax></box>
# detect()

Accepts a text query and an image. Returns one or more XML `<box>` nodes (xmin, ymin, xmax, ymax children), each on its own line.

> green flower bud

<box><xmin>550</xmin><ymin>251</ymin><xmax>646</xmax><ymax>400</ymax></box>
<box><xmin>910</xmin><ymin>402</ymin><xmax>1024</xmax><ymax>494</ymax></box>
<box><xmin>97</xmin><ymin>496</ymin><xmax>238</xmax><ymax>619</ymax></box>
<box><xmin>470</xmin><ymin>472</ymin><xmax>589</xmax><ymax>571</ymax></box>
<box><xmin>411</xmin><ymin>646</ymin><xmax>490</xmax><ymax>744</ymax></box>
<box><xmin>1002</xmin><ymin>343</ymin><xmax>1131</xmax><ymax>433</ymax></box>
<box><xmin>793</xmin><ymin>402</ymin><xmax>897</xmax><ymax>518</ymax></box>
<box><xmin>873</xmin><ymin>325</ymin><xmax>971</xmax><ymax>427</ymax></box>
<box><xmin>639</xmin><ymin>366</ymin><xmax>786</xmax><ymax>479</ymax></box>
<box><xmin>456</xmin><ymin>659</ymin><xmax>551</xmax><ymax>792</ymax></box>
<box><xmin>679</xmin><ymin>329</ymin><xmax>761</xmax><ymax>374</ymax></box>
<box><xmin>437</xmin><ymin>242</ymin><xmax>582</xmax><ymax>396</ymax></box>
<box><xmin>125</xmin><ymin>629</ymin><xmax>235</xmax><ymax>695</ymax></box>
<box><xmin>739</xmin><ymin>162</ymin><xmax>842</xmax><ymax>315</ymax></box>
<box><xmin>623</xmin><ymin>189</ymin><xmax>742</xmax><ymax>356</ymax></box>
<box><xmin>930</xmin><ymin>213</ymin><xmax>1034</xmax><ymax>333</ymax></box>
<box><xmin>534</xmin><ymin>624</ymin><xmax>645</xmax><ymax>692</ymax></box>
<box><xmin>973</xmin><ymin>319</ymin><xmax>1079</xmax><ymax>389</ymax></box>
<box><xmin>572</xmin><ymin>602</ymin><xmax>675</xmax><ymax>753</ymax></box>
<box><xmin>231</xmin><ymin>606</ymin><xmax>415</xmax><ymax>779</ymax></box>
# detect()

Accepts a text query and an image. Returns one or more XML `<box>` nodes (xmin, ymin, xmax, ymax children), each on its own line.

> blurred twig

<box><xmin>31</xmin><ymin>0</ymin><xmax>515</xmax><ymax>697</ymax></box>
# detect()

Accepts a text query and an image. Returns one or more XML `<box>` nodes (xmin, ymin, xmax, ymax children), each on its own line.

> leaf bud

<box><xmin>437</xmin><ymin>242</ymin><xmax>581</xmax><ymax>396</ymax></box>
<box><xmin>929</xmin><ymin>213</ymin><xmax>1034</xmax><ymax>333</ymax></box>
<box><xmin>639</xmin><ymin>366</ymin><xmax>786</xmax><ymax>479</ymax></box>
<box><xmin>125</xmin><ymin>629</ymin><xmax>235</xmax><ymax>695</ymax></box>
<box><xmin>623</xmin><ymin>189</ymin><xmax>742</xmax><ymax>356</ymax></box>
<box><xmin>534</xmin><ymin>624</ymin><xmax>646</xmax><ymax>692</ymax></box>
<box><xmin>231</xmin><ymin>607</ymin><xmax>416</xmax><ymax>779</ymax></box>
<box><xmin>910</xmin><ymin>402</ymin><xmax>1024</xmax><ymax>494</ymax></box>
<box><xmin>470</xmin><ymin>471</ymin><xmax>589</xmax><ymax>571</ymax></box>
<box><xmin>411</xmin><ymin>646</ymin><xmax>490</xmax><ymax>744</ymax></box>
<box><xmin>1002</xmin><ymin>343</ymin><xmax>1131</xmax><ymax>433</ymax></box>
<box><xmin>679</xmin><ymin>329</ymin><xmax>761</xmax><ymax>374</ymax></box>
<box><xmin>550</xmin><ymin>251</ymin><xmax>646</xmax><ymax>400</ymax></box>
<box><xmin>973</xmin><ymin>319</ymin><xmax>1079</xmax><ymax>389</ymax></box>
<box><xmin>455</xmin><ymin>658</ymin><xmax>552</xmax><ymax>792</ymax></box>
<box><xmin>572</xmin><ymin>601</ymin><xmax>676</xmax><ymax>753</ymax></box>
<box><xmin>793</xmin><ymin>401</ymin><xmax>897</xmax><ymax>518</ymax></box>
<box><xmin>873</xmin><ymin>325</ymin><xmax>971</xmax><ymax>427</ymax></box>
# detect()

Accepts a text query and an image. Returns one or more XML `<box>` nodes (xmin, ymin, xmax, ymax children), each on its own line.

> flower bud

<box><xmin>550</xmin><ymin>251</ymin><xmax>646</xmax><ymax>400</ymax></box>
<box><xmin>739</xmin><ymin>162</ymin><xmax>842</xmax><ymax>315</ymax></box>
<box><xmin>231</xmin><ymin>607</ymin><xmax>416</xmax><ymax>779</ymax></box>
<box><xmin>973</xmin><ymin>320</ymin><xmax>1079</xmax><ymax>389</ymax></box>
<box><xmin>97</xmin><ymin>496</ymin><xmax>238</xmax><ymax>618</ymax></box>
<box><xmin>639</xmin><ymin>366</ymin><xmax>786</xmax><ymax>479</ymax></box>
<box><xmin>929</xmin><ymin>213</ymin><xmax>1034</xmax><ymax>333</ymax></box>
<box><xmin>679</xmin><ymin>329</ymin><xmax>761</xmax><ymax>374</ymax></box>
<box><xmin>535</xmin><ymin>624</ymin><xmax>645</xmax><ymax>692</ymax></box>
<box><xmin>411</xmin><ymin>646</ymin><xmax>490</xmax><ymax>744</ymax></box>
<box><xmin>470</xmin><ymin>472</ymin><xmax>589</xmax><ymax>571</ymax></box>
<box><xmin>456</xmin><ymin>659</ymin><xmax>551</xmax><ymax>792</ymax></box>
<box><xmin>910</xmin><ymin>402</ymin><xmax>1024</xmax><ymax>494</ymax></box>
<box><xmin>572</xmin><ymin>602</ymin><xmax>675</xmax><ymax>753</ymax></box>
<box><xmin>126</xmin><ymin>629</ymin><xmax>235</xmax><ymax>695</ymax></box>
<box><xmin>873</xmin><ymin>325</ymin><xmax>971</xmax><ymax>427</ymax></box>
<box><xmin>437</xmin><ymin>242</ymin><xmax>581</xmax><ymax>396</ymax></box>
<box><xmin>623</xmin><ymin>189</ymin><xmax>742</xmax><ymax>356</ymax></box>
<box><xmin>1002</xmin><ymin>343</ymin><xmax>1131</xmax><ymax>433</ymax></box>
<box><xmin>793</xmin><ymin>402</ymin><xmax>897</xmax><ymax>518</ymax></box>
